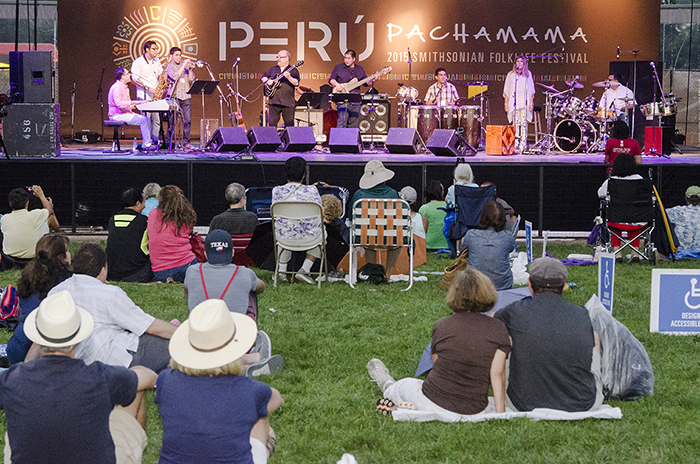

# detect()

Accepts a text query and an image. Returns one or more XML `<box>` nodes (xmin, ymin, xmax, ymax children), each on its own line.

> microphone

<box><xmin>574</xmin><ymin>75</ymin><xmax>579</xmax><ymax>81</ymax></box>
<box><xmin>71</xmin><ymin>82</ymin><xmax>76</xmax><ymax>94</ymax></box>
<box><xmin>617</xmin><ymin>45</ymin><xmax>620</xmax><ymax>60</ymax></box>
<box><xmin>408</xmin><ymin>47</ymin><xmax>411</xmax><ymax>64</ymax></box>
<box><xmin>651</xmin><ymin>61</ymin><xmax>656</xmax><ymax>69</ymax></box>
<box><xmin>233</xmin><ymin>57</ymin><xmax>241</xmax><ymax>67</ymax></box>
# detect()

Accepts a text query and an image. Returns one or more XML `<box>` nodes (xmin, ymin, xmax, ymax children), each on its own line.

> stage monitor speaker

<box><xmin>205</xmin><ymin>127</ymin><xmax>249</xmax><ymax>152</ymax></box>
<box><xmin>385</xmin><ymin>128</ymin><xmax>421</xmax><ymax>154</ymax></box>
<box><xmin>427</xmin><ymin>129</ymin><xmax>460</xmax><ymax>156</ymax></box>
<box><xmin>359</xmin><ymin>101</ymin><xmax>390</xmax><ymax>136</ymax></box>
<box><xmin>247</xmin><ymin>126</ymin><xmax>281</xmax><ymax>152</ymax></box>
<box><xmin>9</xmin><ymin>51</ymin><xmax>52</xmax><ymax>103</ymax></box>
<box><xmin>280</xmin><ymin>126</ymin><xmax>316</xmax><ymax>152</ymax></box>
<box><xmin>3</xmin><ymin>103</ymin><xmax>60</xmax><ymax>157</ymax></box>
<box><xmin>329</xmin><ymin>127</ymin><xmax>362</xmax><ymax>153</ymax></box>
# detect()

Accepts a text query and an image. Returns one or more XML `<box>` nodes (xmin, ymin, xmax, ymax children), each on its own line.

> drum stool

<box><xmin>103</xmin><ymin>120</ymin><xmax>128</xmax><ymax>152</ymax></box>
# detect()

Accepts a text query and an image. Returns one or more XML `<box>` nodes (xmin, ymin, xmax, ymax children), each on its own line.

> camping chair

<box><xmin>601</xmin><ymin>177</ymin><xmax>657</xmax><ymax>263</ymax></box>
<box><xmin>446</xmin><ymin>184</ymin><xmax>497</xmax><ymax>258</ymax></box>
<box><xmin>246</xmin><ymin>187</ymin><xmax>274</xmax><ymax>223</ymax></box>
<box><xmin>230</xmin><ymin>234</ymin><xmax>254</xmax><ymax>267</ymax></box>
<box><xmin>349</xmin><ymin>198</ymin><xmax>414</xmax><ymax>291</ymax></box>
<box><xmin>270</xmin><ymin>201</ymin><xmax>328</xmax><ymax>288</ymax></box>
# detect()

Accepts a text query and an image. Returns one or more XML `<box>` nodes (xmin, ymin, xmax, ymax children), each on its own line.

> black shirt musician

<box><xmin>261</xmin><ymin>49</ymin><xmax>300</xmax><ymax>128</ymax></box>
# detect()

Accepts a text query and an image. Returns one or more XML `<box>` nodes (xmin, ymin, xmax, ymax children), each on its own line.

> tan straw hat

<box><xmin>169</xmin><ymin>299</ymin><xmax>257</xmax><ymax>370</ymax></box>
<box><xmin>359</xmin><ymin>160</ymin><xmax>395</xmax><ymax>189</ymax></box>
<box><xmin>24</xmin><ymin>291</ymin><xmax>94</xmax><ymax>348</ymax></box>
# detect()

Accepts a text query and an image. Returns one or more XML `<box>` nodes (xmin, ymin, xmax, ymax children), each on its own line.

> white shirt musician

<box><xmin>599</xmin><ymin>74</ymin><xmax>636</xmax><ymax>120</ymax></box>
<box><xmin>131</xmin><ymin>40</ymin><xmax>163</xmax><ymax>145</ymax></box>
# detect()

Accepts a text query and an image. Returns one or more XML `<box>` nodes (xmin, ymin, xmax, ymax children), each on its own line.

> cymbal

<box><xmin>565</xmin><ymin>80</ymin><xmax>584</xmax><ymax>89</ymax></box>
<box><xmin>536</xmin><ymin>82</ymin><xmax>559</xmax><ymax>92</ymax></box>
<box><xmin>592</xmin><ymin>80</ymin><xmax>610</xmax><ymax>88</ymax></box>
<box><xmin>615</xmin><ymin>96</ymin><xmax>635</xmax><ymax>102</ymax></box>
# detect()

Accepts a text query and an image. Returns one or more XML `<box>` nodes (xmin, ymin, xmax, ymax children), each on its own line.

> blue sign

<box><xmin>598</xmin><ymin>252</ymin><xmax>616</xmax><ymax>312</ymax></box>
<box><xmin>525</xmin><ymin>220</ymin><xmax>532</xmax><ymax>263</ymax></box>
<box><xmin>651</xmin><ymin>269</ymin><xmax>700</xmax><ymax>334</ymax></box>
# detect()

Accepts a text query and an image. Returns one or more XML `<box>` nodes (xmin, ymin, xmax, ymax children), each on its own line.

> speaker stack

<box><xmin>358</xmin><ymin>94</ymin><xmax>390</xmax><ymax>143</ymax></box>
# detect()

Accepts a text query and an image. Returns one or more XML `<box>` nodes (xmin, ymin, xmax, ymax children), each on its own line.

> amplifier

<box><xmin>3</xmin><ymin>103</ymin><xmax>60</xmax><ymax>157</ymax></box>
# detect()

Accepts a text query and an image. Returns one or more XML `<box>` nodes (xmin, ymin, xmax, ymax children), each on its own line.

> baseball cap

<box><xmin>205</xmin><ymin>229</ymin><xmax>233</xmax><ymax>265</ymax></box>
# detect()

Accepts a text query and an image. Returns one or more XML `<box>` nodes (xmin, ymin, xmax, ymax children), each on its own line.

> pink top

<box><xmin>147</xmin><ymin>208</ymin><xmax>195</xmax><ymax>272</ymax></box>
<box><xmin>108</xmin><ymin>80</ymin><xmax>133</xmax><ymax>119</ymax></box>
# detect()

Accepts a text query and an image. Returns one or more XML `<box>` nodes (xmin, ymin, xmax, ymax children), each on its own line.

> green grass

<box><xmin>1</xmin><ymin>241</ymin><xmax>700</xmax><ymax>463</ymax></box>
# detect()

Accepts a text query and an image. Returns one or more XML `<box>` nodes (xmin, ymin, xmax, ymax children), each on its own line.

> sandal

<box><xmin>376</xmin><ymin>398</ymin><xmax>397</xmax><ymax>415</ymax></box>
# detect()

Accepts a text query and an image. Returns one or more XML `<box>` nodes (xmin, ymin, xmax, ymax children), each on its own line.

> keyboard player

<box><xmin>108</xmin><ymin>67</ymin><xmax>154</xmax><ymax>150</ymax></box>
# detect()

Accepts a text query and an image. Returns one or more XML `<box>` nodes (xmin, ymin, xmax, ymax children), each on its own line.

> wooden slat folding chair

<box><xmin>349</xmin><ymin>198</ymin><xmax>414</xmax><ymax>291</ymax></box>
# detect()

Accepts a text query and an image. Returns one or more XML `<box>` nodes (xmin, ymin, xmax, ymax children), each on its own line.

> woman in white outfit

<box><xmin>503</xmin><ymin>56</ymin><xmax>535</xmax><ymax>154</ymax></box>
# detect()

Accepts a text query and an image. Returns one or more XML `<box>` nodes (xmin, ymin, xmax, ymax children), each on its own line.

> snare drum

<box><xmin>413</xmin><ymin>105</ymin><xmax>440</xmax><ymax>143</ymax></box>
<box><xmin>459</xmin><ymin>106</ymin><xmax>482</xmax><ymax>148</ymax></box>
<box><xmin>581</xmin><ymin>95</ymin><xmax>599</xmax><ymax>116</ymax></box>
<box><xmin>595</xmin><ymin>108</ymin><xmax>617</xmax><ymax>122</ymax></box>
<box><xmin>554</xmin><ymin>119</ymin><xmax>597</xmax><ymax>153</ymax></box>
<box><xmin>440</xmin><ymin>106</ymin><xmax>460</xmax><ymax>130</ymax></box>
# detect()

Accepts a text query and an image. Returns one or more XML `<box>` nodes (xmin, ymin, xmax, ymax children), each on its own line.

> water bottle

<box><xmin>131</xmin><ymin>137</ymin><xmax>137</xmax><ymax>153</ymax></box>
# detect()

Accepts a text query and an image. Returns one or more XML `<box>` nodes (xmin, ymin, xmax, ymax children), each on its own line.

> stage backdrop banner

<box><xmin>58</xmin><ymin>0</ymin><xmax>660</xmax><ymax>136</ymax></box>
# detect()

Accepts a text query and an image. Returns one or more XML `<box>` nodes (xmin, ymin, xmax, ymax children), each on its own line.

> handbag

<box><xmin>0</xmin><ymin>285</ymin><xmax>20</xmax><ymax>331</ymax></box>
<box><xmin>190</xmin><ymin>232</ymin><xmax>207</xmax><ymax>263</ymax></box>
<box><xmin>440</xmin><ymin>249</ymin><xmax>469</xmax><ymax>291</ymax></box>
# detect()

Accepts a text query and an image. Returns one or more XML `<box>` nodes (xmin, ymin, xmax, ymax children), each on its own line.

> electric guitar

<box><xmin>333</xmin><ymin>66</ymin><xmax>392</xmax><ymax>93</ymax></box>
<box><xmin>264</xmin><ymin>61</ymin><xmax>304</xmax><ymax>98</ymax></box>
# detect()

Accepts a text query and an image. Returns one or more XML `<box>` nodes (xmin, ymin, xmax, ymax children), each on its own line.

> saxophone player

<box><xmin>165</xmin><ymin>47</ymin><xmax>196</xmax><ymax>149</ymax></box>
<box><xmin>131</xmin><ymin>40</ymin><xmax>162</xmax><ymax>146</ymax></box>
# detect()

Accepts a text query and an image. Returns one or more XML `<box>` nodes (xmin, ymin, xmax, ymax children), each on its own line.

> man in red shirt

<box><xmin>107</xmin><ymin>67</ymin><xmax>153</xmax><ymax>150</ymax></box>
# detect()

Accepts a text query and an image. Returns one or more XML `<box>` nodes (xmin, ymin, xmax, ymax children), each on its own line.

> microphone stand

<box><xmin>407</xmin><ymin>47</ymin><xmax>412</xmax><ymax>129</ymax></box>
<box><xmin>202</xmin><ymin>62</ymin><xmax>228</xmax><ymax>126</ymax></box>
<box><xmin>96</xmin><ymin>68</ymin><xmax>105</xmax><ymax>143</ymax></box>
<box><xmin>644</xmin><ymin>62</ymin><xmax>670</xmax><ymax>158</ymax></box>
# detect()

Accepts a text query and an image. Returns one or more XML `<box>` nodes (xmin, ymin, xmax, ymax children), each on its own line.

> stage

<box><xmin>2</xmin><ymin>141</ymin><xmax>699</xmax><ymax>234</ymax></box>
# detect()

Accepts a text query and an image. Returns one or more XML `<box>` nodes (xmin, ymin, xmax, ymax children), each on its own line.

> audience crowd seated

<box><xmin>368</xmin><ymin>268</ymin><xmax>510</xmax><ymax>414</ymax></box>
<box><xmin>604</xmin><ymin>120</ymin><xmax>642</xmax><ymax>174</ymax></box>
<box><xmin>271</xmin><ymin>156</ymin><xmax>323</xmax><ymax>284</ymax></box>
<box><xmin>106</xmin><ymin>187</ymin><xmax>153</xmax><ymax>283</ymax></box>
<box><xmin>0</xmin><ymin>291</ymin><xmax>158</xmax><ymax>464</ymax></box>
<box><xmin>494</xmin><ymin>257</ymin><xmax>603</xmax><ymax>412</ymax></box>
<box><xmin>665</xmin><ymin>185</ymin><xmax>700</xmax><ymax>251</ymax></box>
<box><xmin>209</xmin><ymin>182</ymin><xmax>259</xmax><ymax>236</ymax></box>
<box><xmin>141</xmin><ymin>182</ymin><xmax>160</xmax><ymax>217</ymax></box>
<box><xmin>147</xmin><ymin>185</ymin><xmax>198</xmax><ymax>283</ymax></box>
<box><xmin>460</xmin><ymin>201</ymin><xmax>515</xmax><ymax>291</ymax></box>
<box><xmin>155</xmin><ymin>299</ymin><xmax>283</xmax><ymax>464</ymax></box>
<box><xmin>399</xmin><ymin>186</ymin><xmax>426</xmax><ymax>240</ymax></box>
<box><xmin>418</xmin><ymin>180</ymin><xmax>449</xmax><ymax>251</ymax></box>
<box><xmin>6</xmin><ymin>234</ymin><xmax>73</xmax><ymax>364</ymax></box>
<box><xmin>1</xmin><ymin>186</ymin><xmax>58</xmax><ymax>270</ymax></box>
<box><xmin>480</xmin><ymin>181</ymin><xmax>517</xmax><ymax>232</ymax></box>
<box><xmin>48</xmin><ymin>243</ymin><xmax>178</xmax><ymax>373</ymax></box>
<box><xmin>445</xmin><ymin>163</ymin><xmax>478</xmax><ymax>207</ymax></box>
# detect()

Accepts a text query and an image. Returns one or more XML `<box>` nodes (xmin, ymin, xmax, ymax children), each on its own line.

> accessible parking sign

<box><xmin>651</xmin><ymin>269</ymin><xmax>700</xmax><ymax>334</ymax></box>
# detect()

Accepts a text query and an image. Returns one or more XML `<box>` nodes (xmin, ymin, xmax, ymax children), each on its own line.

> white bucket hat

<box><xmin>359</xmin><ymin>160</ymin><xmax>395</xmax><ymax>189</ymax></box>
<box><xmin>24</xmin><ymin>291</ymin><xmax>94</xmax><ymax>348</ymax></box>
<box><xmin>169</xmin><ymin>299</ymin><xmax>257</xmax><ymax>370</ymax></box>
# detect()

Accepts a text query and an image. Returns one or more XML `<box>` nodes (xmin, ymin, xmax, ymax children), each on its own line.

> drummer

<box><xmin>598</xmin><ymin>74</ymin><xmax>636</xmax><ymax>122</ymax></box>
<box><xmin>425</xmin><ymin>68</ymin><xmax>459</xmax><ymax>106</ymax></box>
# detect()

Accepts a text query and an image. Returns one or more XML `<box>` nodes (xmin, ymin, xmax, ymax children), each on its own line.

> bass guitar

<box><xmin>264</xmin><ymin>61</ymin><xmax>304</xmax><ymax>98</ymax></box>
<box><xmin>333</xmin><ymin>66</ymin><xmax>392</xmax><ymax>93</ymax></box>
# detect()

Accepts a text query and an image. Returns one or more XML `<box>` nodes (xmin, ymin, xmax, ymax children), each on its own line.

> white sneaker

<box><xmin>367</xmin><ymin>358</ymin><xmax>395</xmax><ymax>392</ymax></box>
<box><xmin>246</xmin><ymin>354</ymin><xmax>284</xmax><ymax>378</ymax></box>
<box><xmin>252</xmin><ymin>330</ymin><xmax>272</xmax><ymax>361</ymax></box>
<box><xmin>294</xmin><ymin>270</ymin><xmax>314</xmax><ymax>284</ymax></box>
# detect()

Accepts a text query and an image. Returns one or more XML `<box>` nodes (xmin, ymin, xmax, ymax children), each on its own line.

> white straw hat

<box><xmin>359</xmin><ymin>160</ymin><xmax>395</xmax><ymax>189</ymax></box>
<box><xmin>24</xmin><ymin>291</ymin><xmax>94</xmax><ymax>348</ymax></box>
<box><xmin>169</xmin><ymin>299</ymin><xmax>257</xmax><ymax>370</ymax></box>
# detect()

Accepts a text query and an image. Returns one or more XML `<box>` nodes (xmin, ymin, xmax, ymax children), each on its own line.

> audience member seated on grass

<box><xmin>460</xmin><ymin>201</ymin><xmax>515</xmax><ymax>291</ymax></box>
<box><xmin>604</xmin><ymin>120</ymin><xmax>642</xmax><ymax>174</ymax></box>
<box><xmin>141</xmin><ymin>182</ymin><xmax>160</xmax><ymax>217</ymax></box>
<box><xmin>271</xmin><ymin>156</ymin><xmax>323</xmax><ymax>284</ymax></box>
<box><xmin>368</xmin><ymin>268</ymin><xmax>510</xmax><ymax>414</ymax></box>
<box><xmin>27</xmin><ymin>193</ymin><xmax>60</xmax><ymax>232</ymax></box>
<box><xmin>351</xmin><ymin>160</ymin><xmax>402</xmax><ymax>279</ymax></box>
<box><xmin>321</xmin><ymin>194</ymin><xmax>350</xmax><ymax>272</ymax></box>
<box><xmin>106</xmin><ymin>187</ymin><xmax>153</xmax><ymax>283</ymax></box>
<box><xmin>155</xmin><ymin>299</ymin><xmax>284</xmax><ymax>464</ymax></box>
<box><xmin>493</xmin><ymin>257</ymin><xmax>603</xmax><ymax>412</ymax></box>
<box><xmin>597</xmin><ymin>153</ymin><xmax>645</xmax><ymax>262</ymax></box>
<box><xmin>147</xmin><ymin>185</ymin><xmax>198</xmax><ymax>283</ymax></box>
<box><xmin>47</xmin><ymin>243</ymin><xmax>178</xmax><ymax>373</ymax></box>
<box><xmin>419</xmin><ymin>180</ymin><xmax>450</xmax><ymax>252</ymax></box>
<box><xmin>665</xmin><ymin>185</ymin><xmax>700</xmax><ymax>251</ymax></box>
<box><xmin>0</xmin><ymin>291</ymin><xmax>157</xmax><ymax>464</ymax></box>
<box><xmin>0</xmin><ymin>186</ymin><xmax>58</xmax><ymax>271</ymax></box>
<box><xmin>210</xmin><ymin>182</ymin><xmax>259</xmax><ymax>236</ymax></box>
<box><xmin>480</xmin><ymin>181</ymin><xmax>517</xmax><ymax>232</ymax></box>
<box><xmin>399</xmin><ymin>186</ymin><xmax>426</xmax><ymax>240</ymax></box>
<box><xmin>6</xmin><ymin>234</ymin><xmax>73</xmax><ymax>365</ymax></box>
<box><xmin>445</xmin><ymin>163</ymin><xmax>478</xmax><ymax>207</ymax></box>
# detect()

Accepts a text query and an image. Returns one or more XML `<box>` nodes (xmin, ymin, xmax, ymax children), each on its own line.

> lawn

<box><xmin>1</xmin><ymin>241</ymin><xmax>699</xmax><ymax>463</ymax></box>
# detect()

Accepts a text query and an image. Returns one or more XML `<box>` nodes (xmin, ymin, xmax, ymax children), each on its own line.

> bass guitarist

<box><xmin>329</xmin><ymin>49</ymin><xmax>370</xmax><ymax>128</ymax></box>
<box><xmin>261</xmin><ymin>50</ymin><xmax>300</xmax><ymax>128</ymax></box>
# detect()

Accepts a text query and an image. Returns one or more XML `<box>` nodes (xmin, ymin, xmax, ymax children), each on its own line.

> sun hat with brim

<box><xmin>359</xmin><ymin>160</ymin><xmax>395</xmax><ymax>189</ymax></box>
<box><xmin>169</xmin><ymin>299</ymin><xmax>257</xmax><ymax>370</ymax></box>
<box><xmin>24</xmin><ymin>290</ymin><xmax>94</xmax><ymax>348</ymax></box>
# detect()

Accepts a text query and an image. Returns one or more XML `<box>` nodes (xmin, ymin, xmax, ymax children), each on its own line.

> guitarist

<box><xmin>261</xmin><ymin>50</ymin><xmax>300</xmax><ymax>128</ymax></box>
<box><xmin>329</xmin><ymin>49</ymin><xmax>368</xmax><ymax>128</ymax></box>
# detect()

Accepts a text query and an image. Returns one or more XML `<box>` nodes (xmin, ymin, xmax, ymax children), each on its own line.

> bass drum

<box><xmin>554</xmin><ymin>119</ymin><xmax>597</xmax><ymax>153</ymax></box>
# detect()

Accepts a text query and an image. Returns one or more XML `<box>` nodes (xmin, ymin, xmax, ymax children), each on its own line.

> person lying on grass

<box><xmin>367</xmin><ymin>268</ymin><xmax>511</xmax><ymax>414</ymax></box>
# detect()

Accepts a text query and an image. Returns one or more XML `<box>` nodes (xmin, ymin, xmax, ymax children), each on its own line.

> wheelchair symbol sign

<box><xmin>651</xmin><ymin>270</ymin><xmax>700</xmax><ymax>334</ymax></box>
<box><xmin>684</xmin><ymin>278</ymin><xmax>700</xmax><ymax>309</ymax></box>
<box><xmin>598</xmin><ymin>252</ymin><xmax>616</xmax><ymax>312</ymax></box>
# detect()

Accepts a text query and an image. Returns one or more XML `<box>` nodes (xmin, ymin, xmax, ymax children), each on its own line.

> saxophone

<box><xmin>151</xmin><ymin>55</ymin><xmax>172</xmax><ymax>100</ymax></box>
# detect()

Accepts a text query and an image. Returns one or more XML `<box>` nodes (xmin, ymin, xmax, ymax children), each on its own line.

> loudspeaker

<box><xmin>280</xmin><ymin>126</ymin><xmax>316</xmax><ymax>152</ymax></box>
<box><xmin>3</xmin><ymin>103</ymin><xmax>60</xmax><ymax>157</ymax></box>
<box><xmin>9</xmin><ymin>51</ymin><xmax>52</xmax><ymax>103</ymax></box>
<box><xmin>205</xmin><ymin>127</ymin><xmax>249</xmax><ymax>152</ymax></box>
<box><xmin>329</xmin><ymin>128</ymin><xmax>362</xmax><ymax>153</ymax></box>
<box><xmin>247</xmin><ymin>126</ymin><xmax>281</xmax><ymax>152</ymax></box>
<box><xmin>427</xmin><ymin>129</ymin><xmax>460</xmax><ymax>156</ymax></box>
<box><xmin>359</xmin><ymin>101</ymin><xmax>390</xmax><ymax>136</ymax></box>
<box><xmin>385</xmin><ymin>128</ymin><xmax>421</xmax><ymax>154</ymax></box>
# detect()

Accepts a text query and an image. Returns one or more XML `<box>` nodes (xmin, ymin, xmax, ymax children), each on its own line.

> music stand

<box><xmin>296</xmin><ymin>92</ymin><xmax>325</xmax><ymax>109</ymax></box>
<box><xmin>331</xmin><ymin>93</ymin><xmax>362</xmax><ymax>133</ymax></box>
<box><xmin>189</xmin><ymin>80</ymin><xmax>219</xmax><ymax>147</ymax></box>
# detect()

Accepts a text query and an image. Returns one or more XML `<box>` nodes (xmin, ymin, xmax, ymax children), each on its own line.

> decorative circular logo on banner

<box><xmin>112</xmin><ymin>5</ymin><xmax>198</xmax><ymax>69</ymax></box>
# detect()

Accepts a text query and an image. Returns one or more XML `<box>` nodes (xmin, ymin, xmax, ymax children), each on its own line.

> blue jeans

<box><xmin>153</xmin><ymin>258</ymin><xmax>198</xmax><ymax>283</ymax></box>
<box><xmin>337</xmin><ymin>102</ymin><xmax>361</xmax><ymax>128</ymax></box>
